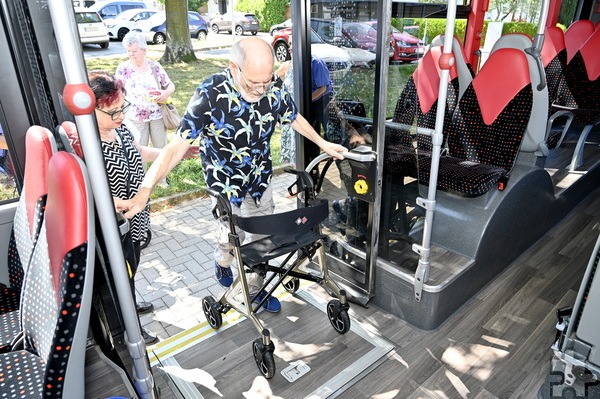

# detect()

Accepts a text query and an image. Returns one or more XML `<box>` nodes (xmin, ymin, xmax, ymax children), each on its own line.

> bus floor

<box><xmin>85</xmin><ymin>162</ymin><xmax>600</xmax><ymax>398</ymax></box>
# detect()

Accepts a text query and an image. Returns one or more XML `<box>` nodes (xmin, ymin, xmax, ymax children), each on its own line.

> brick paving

<box><xmin>136</xmin><ymin>171</ymin><xmax>298</xmax><ymax>339</ymax></box>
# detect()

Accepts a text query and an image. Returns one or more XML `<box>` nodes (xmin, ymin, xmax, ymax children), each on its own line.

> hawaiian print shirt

<box><xmin>178</xmin><ymin>69</ymin><xmax>298</xmax><ymax>207</ymax></box>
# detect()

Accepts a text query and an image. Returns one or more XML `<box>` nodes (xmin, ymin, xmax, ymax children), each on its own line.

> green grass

<box><xmin>85</xmin><ymin>55</ymin><xmax>415</xmax><ymax>200</ymax></box>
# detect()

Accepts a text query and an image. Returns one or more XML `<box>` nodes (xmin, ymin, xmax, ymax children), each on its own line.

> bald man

<box><xmin>118</xmin><ymin>37</ymin><xmax>347</xmax><ymax>312</ymax></box>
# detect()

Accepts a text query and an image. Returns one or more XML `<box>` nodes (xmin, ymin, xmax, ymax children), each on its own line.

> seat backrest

<box><xmin>562</xmin><ymin>28</ymin><xmax>600</xmax><ymax>108</ymax></box>
<box><xmin>391</xmin><ymin>45</ymin><xmax>461</xmax><ymax>138</ymax></box>
<box><xmin>541</xmin><ymin>26</ymin><xmax>568</xmax><ymax>106</ymax></box>
<box><xmin>489</xmin><ymin>33</ymin><xmax>548</xmax><ymax>153</ymax></box>
<box><xmin>20</xmin><ymin>151</ymin><xmax>94</xmax><ymax>398</ymax></box>
<box><xmin>564</xmin><ymin>20</ymin><xmax>595</xmax><ymax>63</ymax></box>
<box><xmin>8</xmin><ymin>126</ymin><xmax>56</xmax><ymax>291</ymax></box>
<box><xmin>446</xmin><ymin>47</ymin><xmax>532</xmax><ymax>170</ymax></box>
<box><xmin>429</xmin><ymin>34</ymin><xmax>475</xmax><ymax>98</ymax></box>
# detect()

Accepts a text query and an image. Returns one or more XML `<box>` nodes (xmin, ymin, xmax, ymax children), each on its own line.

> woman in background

<box><xmin>115</xmin><ymin>31</ymin><xmax>174</xmax><ymax>150</ymax></box>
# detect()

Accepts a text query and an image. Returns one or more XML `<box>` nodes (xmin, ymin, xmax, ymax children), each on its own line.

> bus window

<box><xmin>0</xmin><ymin>122</ymin><xmax>17</xmax><ymax>202</ymax></box>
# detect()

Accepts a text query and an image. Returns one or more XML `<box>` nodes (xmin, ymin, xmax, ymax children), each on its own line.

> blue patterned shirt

<box><xmin>178</xmin><ymin>69</ymin><xmax>298</xmax><ymax>206</ymax></box>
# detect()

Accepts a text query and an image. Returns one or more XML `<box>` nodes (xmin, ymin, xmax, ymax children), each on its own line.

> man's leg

<box><xmin>212</xmin><ymin>186</ymin><xmax>281</xmax><ymax>312</ymax></box>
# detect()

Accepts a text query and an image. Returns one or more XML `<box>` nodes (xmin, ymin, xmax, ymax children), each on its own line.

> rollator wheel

<box><xmin>327</xmin><ymin>299</ymin><xmax>351</xmax><ymax>334</ymax></box>
<box><xmin>202</xmin><ymin>296</ymin><xmax>222</xmax><ymax>329</ymax></box>
<box><xmin>252</xmin><ymin>339</ymin><xmax>276</xmax><ymax>379</ymax></box>
<box><xmin>283</xmin><ymin>277</ymin><xmax>300</xmax><ymax>294</ymax></box>
<box><xmin>140</xmin><ymin>229</ymin><xmax>152</xmax><ymax>250</ymax></box>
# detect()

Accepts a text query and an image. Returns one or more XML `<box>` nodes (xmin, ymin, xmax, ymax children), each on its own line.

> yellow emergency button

<box><xmin>354</xmin><ymin>179</ymin><xmax>368</xmax><ymax>195</ymax></box>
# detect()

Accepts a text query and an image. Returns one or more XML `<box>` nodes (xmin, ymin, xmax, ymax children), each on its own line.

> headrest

<box><xmin>414</xmin><ymin>46</ymin><xmax>444</xmax><ymax>114</ymax></box>
<box><xmin>490</xmin><ymin>33</ymin><xmax>532</xmax><ymax>54</ymax></box>
<box><xmin>579</xmin><ymin>29</ymin><xmax>600</xmax><ymax>81</ymax></box>
<box><xmin>541</xmin><ymin>26</ymin><xmax>566</xmax><ymax>67</ymax></box>
<box><xmin>24</xmin><ymin>126</ymin><xmax>56</xmax><ymax>236</ymax></box>
<box><xmin>473</xmin><ymin>48</ymin><xmax>531</xmax><ymax>125</ymax></box>
<box><xmin>565</xmin><ymin>20</ymin><xmax>595</xmax><ymax>63</ymax></box>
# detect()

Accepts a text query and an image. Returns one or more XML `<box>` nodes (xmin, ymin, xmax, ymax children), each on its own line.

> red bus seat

<box><xmin>0</xmin><ymin>151</ymin><xmax>94</xmax><ymax>398</ymax></box>
<box><xmin>0</xmin><ymin>126</ymin><xmax>56</xmax><ymax>352</ymax></box>
<box><xmin>418</xmin><ymin>48</ymin><xmax>533</xmax><ymax>196</ymax></box>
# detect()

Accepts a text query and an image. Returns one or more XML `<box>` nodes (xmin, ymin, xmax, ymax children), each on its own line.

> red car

<box><xmin>357</xmin><ymin>21</ymin><xmax>425</xmax><ymax>62</ymax></box>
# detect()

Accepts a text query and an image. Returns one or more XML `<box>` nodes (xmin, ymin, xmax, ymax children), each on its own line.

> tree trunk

<box><xmin>161</xmin><ymin>0</ymin><xmax>197</xmax><ymax>64</ymax></box>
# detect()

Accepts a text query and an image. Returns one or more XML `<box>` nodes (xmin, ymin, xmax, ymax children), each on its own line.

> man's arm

<box><xmin>290</xmin><ymin>113</ymin><xmax>347</xmax><ymax>159</ymax></box>
<box><xmin>117</xmin><ymin>135</ymin><xmax>190</xmax><ymax>218</ymax></box>
<box><xmin>311</xmin><ymin>86</ymin><xmax>328</xmax><ymax>102</ymax></box>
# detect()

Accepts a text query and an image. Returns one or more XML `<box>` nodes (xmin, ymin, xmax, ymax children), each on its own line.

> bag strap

<box><xmin>149</xmin><ymin>60</ymin><xmax>162</xmax><ymax>90</ymax></box>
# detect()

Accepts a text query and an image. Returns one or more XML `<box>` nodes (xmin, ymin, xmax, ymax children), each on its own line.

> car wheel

<box><xmin>211</xmin><ymin>24</ymin><xmax>219</xmax><ymax>34</ymax></box>
<box><xmin>117</xmin><ymin>28</ymin><xmax>129</xmax><ymax>41</ymax></box>
<box><xmin>270</xmin><ymin>28</ymin><xmax>277</xmax><ymax>36</ymax></box>
<box><xmin>274</xmin><ymin>42</ymin><xmax>290</xmax><ymax>62</ymax></box>
<box><xmin>100</xmin><ymin>42</ymin><xmax>109</xmax><ymax>49</ymax></box>
<box><xmin>196</xmin><ymin>30</ymin><xmax>207</xmax><ymax>41</ymax></box>
<box><xmin>251</xmin><ymin>31</ymin><xmax>257</xmax><ymax>36</ymax></box>
<box><xmin>235</xmin><ymin>25</ymin><xmax>243</xmax><ymax>35</ymax></box>
<box><xmin>154</xmin><ymin>32</ymin><xmax>166</xmax><ymax>45</ymax></box>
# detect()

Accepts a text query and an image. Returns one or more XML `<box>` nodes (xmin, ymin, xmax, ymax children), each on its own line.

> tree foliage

<box><xmin>161</xmin><ymin>0</ymin><xmax>197</xmax><ymax>64</ymax></box>
<box><xmin>236</xmin><ymin>0</ymin><xmax>288</xmax><ymax>32</ymax></box>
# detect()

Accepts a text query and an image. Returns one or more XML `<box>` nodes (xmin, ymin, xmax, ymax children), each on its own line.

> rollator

<box><xmin>201</xmin><ymin>166</ymin><xmax>351</xmax><ymax>379</ymax></box>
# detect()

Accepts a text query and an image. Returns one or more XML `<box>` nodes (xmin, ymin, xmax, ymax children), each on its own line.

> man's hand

<box><xmin>320</xmin><ymin>140</ymin><xmax>347</xmax><ymax>160</ymax></box>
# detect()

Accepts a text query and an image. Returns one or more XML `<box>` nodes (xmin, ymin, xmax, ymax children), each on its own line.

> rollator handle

<box><xmin>206</xmin><ymin>188</ymin><xmax>233</xmax><ymax>220</ymax></box>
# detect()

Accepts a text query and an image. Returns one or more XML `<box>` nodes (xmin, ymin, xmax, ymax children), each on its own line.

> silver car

<box><xmin>209</xmin><ymin>12</ymin><xmax>260</xmax><ymax>36</ymax></box>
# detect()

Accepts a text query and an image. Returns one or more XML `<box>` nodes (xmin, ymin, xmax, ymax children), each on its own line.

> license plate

<box><xmin>84</xmin><ymin>26</ymin><xmax>99</xmax><ymax>32</ymax></box>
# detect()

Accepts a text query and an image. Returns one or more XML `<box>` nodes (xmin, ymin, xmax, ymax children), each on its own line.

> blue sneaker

<box><xmin>215</xmin><ymin>262</ymin><xmax>233</xmax><ymax>287</ymax></box>
<box><xmin>253</xmin><ymin>290</ymin><xmax>281</xmax><ymax>313</ymax></box>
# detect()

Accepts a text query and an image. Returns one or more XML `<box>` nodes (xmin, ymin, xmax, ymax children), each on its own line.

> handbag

<box><xmin>161</xmin><ymin>101</ymin><xmax>181</xmax><ymax>130</ymax></box>
<box><xmin>150</xmin><ymin>61</ymin><xmax>181</xmax><ymax>130</ymax></box>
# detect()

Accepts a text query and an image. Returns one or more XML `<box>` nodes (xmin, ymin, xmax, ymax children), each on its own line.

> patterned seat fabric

<box><xmin>541</xmin><ymin>26</ymin><xmax>569</xmax><ymax>149</ymax></box>
<box><xmin>0</xmin><ymin>127</ymin><xmax>56</xmax><ymax>353</ymax></box>
<box><xmin>433</xmin><ymin>48</ymin><xmax>533</xmax><ymax>196</ymax></box>
<box><xmin>384</xmin><ymin>44</ymin><xmax>463</xmax><ymax>178</ymax></box>
<box><xmin>559</xmin><ymin>28</ymin><xmax>600</xmax><ymax>125</ymax></box>
<box><xmin>0</xmin><ymin>151</ymin><xmax>94</xmax><ymax>398</ymax></box>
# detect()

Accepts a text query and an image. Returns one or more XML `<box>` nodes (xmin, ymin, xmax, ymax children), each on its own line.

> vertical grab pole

<box><xmin>413</xmin><ymin>0</ymin><xmax>457</xmax><ymax>302</ymax></box>
<box><xmin>47</xmin><ymin>1</ymin><xmax>156</xmax><ymax>398</ymax></box>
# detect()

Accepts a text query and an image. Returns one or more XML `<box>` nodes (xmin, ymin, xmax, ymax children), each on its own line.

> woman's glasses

<box><xmin>96</xmin><ymin>101</ymin><xmax>131</xmax><ymax>121</ymax></box>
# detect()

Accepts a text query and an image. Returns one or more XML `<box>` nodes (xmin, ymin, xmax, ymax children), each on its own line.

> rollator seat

<box><xmin>235</xmin><ymin>199</ymin><xmax>328</xmax><ymax>267</ymax></box>
<box><xmin>241</xmin><ymin>230</ymin><xmax>325</xmax><ymax>267</ymax></box>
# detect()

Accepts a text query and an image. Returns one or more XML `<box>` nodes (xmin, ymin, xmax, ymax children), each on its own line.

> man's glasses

<box><xmin>236</xmin><ymin>65</ymin><xmax>276</xmax><ymax>92</ymax></box>
<box><xmin>96</xmin><ymin>101</ymin><xmax>131</xmax><ymax>121</ymax></box>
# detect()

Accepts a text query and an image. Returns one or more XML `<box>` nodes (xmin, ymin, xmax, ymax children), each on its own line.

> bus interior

<box><xmin>0</xmin><ymin>0</ymin><xmax>600</xmax><ymax>397</ymax></box>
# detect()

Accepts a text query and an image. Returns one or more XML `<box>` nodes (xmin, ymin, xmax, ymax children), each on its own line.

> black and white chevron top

<box><xmin>101</xmin><ymin>124</ymin><xmax>149</xmax><ymax>243</ymax></box>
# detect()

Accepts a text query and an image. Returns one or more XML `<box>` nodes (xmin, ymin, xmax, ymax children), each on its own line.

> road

<box><xmin>83</xmin><ymin>31</ymin><xmax>273</xmax><ymax>59</ymax></box>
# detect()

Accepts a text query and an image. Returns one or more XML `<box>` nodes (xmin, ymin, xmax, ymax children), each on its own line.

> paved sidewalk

<box><xmin>136</xmin><ymin>171</ymin><xmax>298</xmax><ymax>340</ymax></box>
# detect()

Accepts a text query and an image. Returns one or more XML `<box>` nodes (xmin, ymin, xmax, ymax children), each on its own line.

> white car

<box><xmin>105</xmin><ymin>8</ymin><xmax>157</xmax><ymax>41</ymax></box>
<box><xmin>74</xmin><ymin>8</ymin><xmax>109</xmax><ymax>48</ymax></box>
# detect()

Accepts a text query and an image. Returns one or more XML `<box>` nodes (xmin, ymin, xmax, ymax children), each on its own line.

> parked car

<box><xmin>87</xmin><ymin>0</ymin><xmax>150</xmax><ymax>20</ymax></box>
<box><xmin>74</xmin><ymin>8</ymin><xmax>110</xmax><ymax>48</ymax></box>
<box><xmin>309</xmin><ymin>19</ymin><xmax>376</xmax><ymax>67</ymax></box>
<box><xmin>271</xmin><ymin>28</ymin><xmax>351</xmax><ymax>82</ymax></box>
<box><xmin>209</xmin><ymin>12</ymin><xmax>260</xmax><ymax>35</ymax></box>
<box><xmin>105</xmin><ymin>8</ymin><xmax>157</xmax><ymax>41</ymax></box>
<box><xmin>269</xmin><ymin>18</ymin><xmax>292</xmax><ymax>36</ymax></box>
<box><xmin>364</xmin><ymin>21</ymin><xmax>425</xmax><ymax>62</ymax></box>
<box><xmin>132</xmin><ymin>11</ymin><xmax>208</xmax><ymax>44</ymax></box>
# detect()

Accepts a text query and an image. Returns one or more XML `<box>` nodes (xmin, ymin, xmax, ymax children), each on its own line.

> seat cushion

<box><xmin>0</xmin><ymin>350</ymin><xmax>45</xmax><ymax>398</ymax></box>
